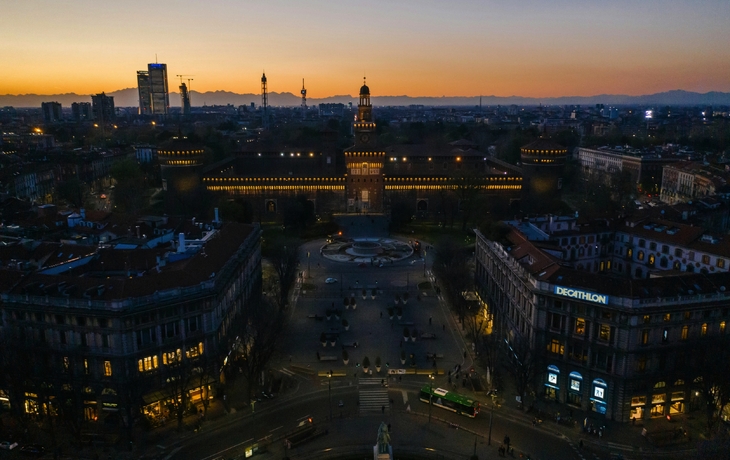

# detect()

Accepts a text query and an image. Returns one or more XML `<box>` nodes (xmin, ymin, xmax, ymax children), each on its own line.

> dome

<box><xmin>360</xmin><ymin>84</ymin><xmax>370</xmax><ymax>96</ymax></box>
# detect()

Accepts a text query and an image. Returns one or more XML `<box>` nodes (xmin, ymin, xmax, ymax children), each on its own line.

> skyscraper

<box><xmin>41</xmin><ymin>101</ymin><xmax>62</xmax><ymax>123</ymax></box>
<box><xmin>91</xmin><ymin>93</ymin><xmax>115</xmax><ymax>122</ymax></box>
<box><xmin>136</xmin><ymin>71</ymin><xmax>151</xmax><ymax>115</ymax></box>
<box><xmin>137</xmin><ymin>63</ymin><xmax>169</xmax><ymax>117</ymax></box>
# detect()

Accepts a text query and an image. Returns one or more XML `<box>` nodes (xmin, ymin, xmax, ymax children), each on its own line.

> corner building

<box><xmin>475</xmin><ymin>214</ymin><xmax>730</xmax><ymax>422</ymax></box>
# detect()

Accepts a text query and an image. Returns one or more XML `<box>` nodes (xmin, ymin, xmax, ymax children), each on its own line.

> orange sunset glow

<box><xmin>2</xmin><ymin>0</ymin><xmax>730</xmax><ymax>98</ymax></box>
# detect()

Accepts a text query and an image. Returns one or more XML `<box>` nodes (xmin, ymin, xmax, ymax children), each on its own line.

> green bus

<box><xmin>419</xmin><ymin>386</ymin><xmax>480</xmax><ymax>418</ymax></box>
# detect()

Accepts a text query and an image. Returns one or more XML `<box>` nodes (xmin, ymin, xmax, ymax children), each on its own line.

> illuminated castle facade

<box><xmin>164</xmin><ymin>82</ymin><xmax>564</xmax><ymax>218</ymax></box>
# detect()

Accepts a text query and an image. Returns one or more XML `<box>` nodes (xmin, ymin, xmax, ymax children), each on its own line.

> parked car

<box><xmin>325</xmin><ymin>277</ymin><xmax>338</xmax><ymax>284</ymax></box>
<box><xmin>0</xmin><ymin>441</ymin><xmax>18</xmax><ymax>450</ymax></box>
<box><xmin>19</xmin><ymin>444</ymin><xmax>45</xmax><ymax>456</ymax></box>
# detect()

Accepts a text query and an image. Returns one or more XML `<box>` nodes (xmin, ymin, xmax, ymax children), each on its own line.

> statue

<box><xmin>376</xmin><ymin>422</ymin><xmax>390</xmax><ymax>454</ymax></box>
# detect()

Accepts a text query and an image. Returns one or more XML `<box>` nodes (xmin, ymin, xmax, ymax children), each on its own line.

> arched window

<box><xmin>653</xmin><ymin>381</ymin><xmax>666</xmax><ymax>389</ymax></box>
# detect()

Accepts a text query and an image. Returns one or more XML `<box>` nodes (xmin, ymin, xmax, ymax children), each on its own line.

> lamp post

<box><xmin>428</xmin><ymin>373</ymin><xmax>435</xmax><ymax>424</ymax></box>
<box><xmin>327</xmin><ymin>370</ymin><xmax>333</xmax><ymax>421</ymax></box>
<box><xmin>488</xmin><ymin>401</ymin><xmax>494</xmax><ymax>445</ymax></box>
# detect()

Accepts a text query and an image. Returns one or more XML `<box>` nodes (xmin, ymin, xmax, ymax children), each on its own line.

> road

<box><xmin>169</xmin><ymin>386</ymin><xmax>582</xmax><ymax>460</ymax></box>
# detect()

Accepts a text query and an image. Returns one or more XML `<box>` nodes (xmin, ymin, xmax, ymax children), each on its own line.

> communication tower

<box><xmin>261</xmin><ymin>72</ymin><xmax>268</xmax><ymax>128</ymax></box>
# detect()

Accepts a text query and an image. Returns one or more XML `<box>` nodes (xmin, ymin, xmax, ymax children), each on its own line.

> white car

<box><xmin>0</xmin><ymin>441</ymin><xmax>18</xmax><ymax>450</ymax></box>
<box><xmin>325</xmin><ymin>277</ymin><xmax>338</xmax><ymax>284</ymax></box>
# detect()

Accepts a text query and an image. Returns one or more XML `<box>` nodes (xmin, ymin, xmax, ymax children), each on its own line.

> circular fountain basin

<box><xmin>346</xmin><ymin>241</ymin><xmax>383</xmax><ymax>256</ymax></box>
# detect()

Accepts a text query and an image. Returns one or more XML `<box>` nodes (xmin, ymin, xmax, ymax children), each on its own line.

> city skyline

<box><xmin>2</xmin><ymin>0</ymin><xmax>730</xmax><ymax>98</ymax></box>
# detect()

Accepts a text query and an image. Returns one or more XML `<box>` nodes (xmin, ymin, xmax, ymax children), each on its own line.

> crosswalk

<box><xmin>358</xmin><ymin>377</ymin><xmax>390</xmax><ymax>414</ymax></box>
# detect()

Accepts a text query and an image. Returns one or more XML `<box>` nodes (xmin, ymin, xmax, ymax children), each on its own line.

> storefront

<box><xmin>544</xmin><ymin>365</ymin><xmax>560</xmax><ymax>401</ymax></box>
<box><xmin>651</xmin><ymin>393</ymin><xmax>666</xmax><ymax>416</ymax></box>
<box><xmin>630</xmin><ymin>396</ymin><xmax>645</xmax><ymax>421</ymax></box>
<box><xmin>567</xmin><ymin>372</ymin><xmax>583</xmax><ymax>407</ymax></box>
<box><xmin>590</xmin><ymin>379</ymin><xmax>608</xmax><ymax>414</ymax></box>
<box><xmin>669</xmin><ymin>391</ymin><xmax>685</xmax><ymax>415</ymax></box>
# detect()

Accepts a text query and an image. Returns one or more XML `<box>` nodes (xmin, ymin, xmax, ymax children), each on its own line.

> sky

<box><xmin>2</xmin><ymin>0</ymin><xmax>730</xmax><ymax>98</ymax></box>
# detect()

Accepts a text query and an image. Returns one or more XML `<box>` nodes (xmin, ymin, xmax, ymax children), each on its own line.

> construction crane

<box><xmin>176</xmin><ymin>75</ymin><xmax>194</xmax><ymax>116</ymax></box>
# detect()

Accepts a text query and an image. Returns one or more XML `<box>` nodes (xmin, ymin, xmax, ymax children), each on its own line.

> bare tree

<box><xmin>230</xmin><ymin>298</ymin><xmax>286</xmax><ymax>403</ymax></box>
<box><xmin>687</xmin><ymin>337</ymin><xmax>730</xmax><ymax>436</ymax></box>
<box><xmin>267</xmin><ymin>238</ymin><xmax>300</xmax><ymax>309</ymax></box>
<box><xmin>503</xmin><ymin>334</ymin><xmax>543</xmax><ymax>411</ymax></box>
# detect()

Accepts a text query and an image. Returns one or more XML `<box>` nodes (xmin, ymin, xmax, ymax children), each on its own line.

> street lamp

<box><xmin>307</xmin><ymin>251</ymin><xmax>311</xmax><ymax>279</ymax></box>
<box><xmin>327</xmin><ymin>370</ymin><xmax>333</xmax><ymax>421</ymax></box>
<box><xmin>428</xmin><ymin>373</ymin><xmax>435</xmax><ymax>423</ymax></box>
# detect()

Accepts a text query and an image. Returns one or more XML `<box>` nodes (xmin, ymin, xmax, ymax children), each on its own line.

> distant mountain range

<box><xmin>2</xmin><ymin>88</ymin><xmax>730</xmax><ymax>108</ymax></box>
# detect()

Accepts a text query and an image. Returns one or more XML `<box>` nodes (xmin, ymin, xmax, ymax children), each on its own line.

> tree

<box><xmin>55</xmin><ymin>178</ymin><xmax>86</xmax><ymax>208</ymax></box>
<box><xmin>503</xmin><ymin>334</ymin><xmax>543</xmax><ymax>411</ymax></box>
<box><xmin>266</xmin><ymin>238</ymin><xmax>300</xmax><ymax>309</ymax></box>
<box><xmin>110</xmin><ymin>159</ymin><xmax>147</xmax><ymax>214</ymax></box>
<box><xmin>229</xmin><ymin>298</ymin><xmax>286</xmax><ymax>404</ymax></box>
<box><xmin>432</xmin><ymin>237</ymin><xmax>471</xmax><ymax>323</ymax></box>
<box><xmin>449</xmin><ymin>170</ymin><xmax>483</xmax><ymax>231</ymax></box>
<box><xmin>687</xmin><ymin>337</ymin><xmax>730</xmax><ymax>436</ymax></box>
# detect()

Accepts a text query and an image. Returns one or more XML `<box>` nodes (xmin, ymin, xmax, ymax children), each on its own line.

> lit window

<box><xmin>702</xmin><ymin>255</ymin><xmax>710</xmax><ymax>264</ymax></box>
<box><xmin>104</xmin><ymin>361</ymin><xmax>112</xmax><ymax>377</ymax></box>
<box><xmin>641</xmin><ymin>329</ymin><xmax>650</xmax><ymax>345</ymax></box>
<box><xmin>638</xmin><ymin>251</ymin><xmax>645</xmax><ymax>261</ymax></box>
<box><xmin>599</xmin><ymin>324</ymin><xmax>611</xmax><ymax>341</ymax></box>
<box><xmin>681</xmin><ymin>325</ymin><xmax>689</xmax><ymax>340</ymax></box>
<box><xmin>663</xmin><ymin>313</ymin><xmax>671</xmax><ymax>322</ymax></box>
<box><xmin>701</xmin><ymin>323</ymin><xmax>708</xmax><ymax>337</ymax></box>
<box><xmin>138</xmin><ymin>355</ymin><xmax>159</xmax><ymax>372</ymax></box>
<box><xmin>627</xmin><ymin>248</ymin><xmax>633</xmax><ymax>258</ymax></box>
<box><xmin>575</xmin><ymin>318</ymin><xmax>586</xmax><ymax>335</ymax></box>
<box><xmin>643</xmin><ymin>315</ymin><xmax>651</xmax><ymax>324</ymax></box>
<box><xmin>721</xmin><ymin>321</ymin><xmax>726</xmax><ymax>335</ymax></box>
<box><xmin>718</xmin><ymin>259</ymin><xmax>725</xmax><ymax>269</ymax></box>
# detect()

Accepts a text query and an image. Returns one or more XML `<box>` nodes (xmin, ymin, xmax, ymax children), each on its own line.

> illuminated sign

<box><xmin>554</xmin><ymin>286</ymin><xmax>608</xmax><ymax>305</ymax></box>
<box><xmin>548</xmin><ymin>373</ymin><xmax>558</xmax><ymax>385</ymax></box>
<box><xmin>570</xmin><ymin>379</ymin><xmax>581</xmax><ymax>391</ymax></box>
<box><xmin>594</xmin><ymin>386</ymin><xmax>605</xmax><ymax>399</ymax></box>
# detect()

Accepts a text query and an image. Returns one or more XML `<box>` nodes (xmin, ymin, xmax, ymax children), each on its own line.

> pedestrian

<box><xmin>504</xmin><ymin>435</ymin><xmax>510</xmax><ymax>451</ymax></box>
<box><xmin>429</xmin><ymin>316</ymin><xmax>432</xmax><ymax>325</ymax></box>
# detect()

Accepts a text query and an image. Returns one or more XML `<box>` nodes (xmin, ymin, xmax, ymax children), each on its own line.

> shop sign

<box><xmin>554</xmin><ymin>286</ymin><xmax>608</xmax><ymax>305</ymax></box>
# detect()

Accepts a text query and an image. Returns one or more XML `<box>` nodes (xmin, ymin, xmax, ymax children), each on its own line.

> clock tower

<box><xmin>345</xmin><ymin>78</ymin><xmax>384</xmax><ymax>213</ymax></box>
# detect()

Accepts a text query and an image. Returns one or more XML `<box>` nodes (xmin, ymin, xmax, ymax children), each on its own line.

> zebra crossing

<box><xmin>358</xmin><ymin>377</ymin><xmax>390</xmax><ymax>414</ymax></box>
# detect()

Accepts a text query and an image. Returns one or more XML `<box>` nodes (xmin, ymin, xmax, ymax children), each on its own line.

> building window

<box><xmin>701</xmin><ymin>323</ymin><xmax>708</xmax><ymax>337</ymax></box>
<box><xmin>83</xmin><ymin>359</ymin><xmax>89</xmax><ymax>375</ymax></box>
<box><xmin>661</xmin><ymin>245</ymin><xmax>669</xmax><ymax>254</ymax></box>
<box><xmin>721</xmin><ymin>321</ymin><xmax>726</xmax><ymax>335</ymax></box>
<box><xmin>63</xmin><ymin>356</ymin><xmax>70</xmax><ymax>373</ymax></box>
<box><xmin>102</xmin><ymin>334</ymin><xmax>109</xmax><ymax>348</ymax></box>
<box><xmin>104</xmin><ymin>361</ymin><xmax>112</xmax><ymax>377</ymax></box>
<box><xmin>638</xmin><ymin>239</ymin><xmax>645</xmax><ymax>248</ymax></box>
<box><xmin>718</xmin><ymin>259</ymin><xmax>726</xmax><ymax>269</ymax></box>
<box><xmin>684</xmin><ymin>311</ymin><xmax>691</xmax><ymax>320</ymax></box>
<box><xmin>548</xmin><ymin>339</ymin><xmax>564</xmax><ymax>355</ymax></box>
<box><xmin>662</xmin><ymin>327</ymin><xmax>669</xmax><ymax>343</ymax></box>
<box><xmin>643</xmin><ymin>315</ymin><xmax>651</xmax><ymax>324</ymax></box>
<box><xmin>637</xmin><ymin>356</ymin><xmax>647</xmax><ymax>372</ymax></box>
<box><xmin>681</xmin><ymin>325</ymin><xmax>689</xmax><ymax>340</ymax></box>
<box><xmin>627</xmin><ymin>248</ymin><xmax>633</xmax><ymax>258</ymax></box>
<box><xmin>648</xmin><ymin>254</ymin><xmax>655</xmax><ymax>266</ymax></box>
<box><xmin>663</xmin><ymin>313</ymin><xmax>670</xmax><ymax>322</ymax></box>
<box><xmin>688</xmin><ymin>252</ymin><xmax>695</xmax><ymax>261</ymax></box>
<box><xmin>638</xmin><ymin>251</ymin><xmax>645</xmax><ymax>261</ymax></box>
<box><xmin>185</xmin><ymin>342</ymin><xmax>204</xmax><ymax>359</ymax></box>
<box><xmin>649</xmin><ymin>242</ymin><xmax>657</xmax><ymax>251</ymax></box>
<box><xmin>641</xmin><ymin>329</ymin><xmax>650</xmax><ymax>345</ymax></box>
<box><xmin>163</xmin><ymin>349</ymin><xmax>182</xmax><ymax>365</ymax></box>
<box><xmin>575</xmin><ymin>318</ymin><xmax>586</xmax><ymax>336</ymax></box>
<box><xmin>599</xmin><ymin>324</ymin><xmax>611</xmax><ymax>341</ymax></box>
<box><xmin>675</xmin><ymin>248</ymin><xmax>683</xmax><ymax>257</ymax></box>
<box><xmin>702</xmin><ymin>255</ymin><xmax>710</xmax><ymax>265</ymax></box>
<box><xmin>138</xmin><ymin>356</ymin><xmax>159</xmax><ymax>372</ymax></box>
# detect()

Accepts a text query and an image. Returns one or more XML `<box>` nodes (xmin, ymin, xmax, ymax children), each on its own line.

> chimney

<box><xmin>214</xmin><ymin>207</ymin><xmax>219</xmax><ymax>223</ymax></box>
<box><xmin>178</xmin><ymin>233</ymin><xmax>186</xmax><ymax>253</ymax></box>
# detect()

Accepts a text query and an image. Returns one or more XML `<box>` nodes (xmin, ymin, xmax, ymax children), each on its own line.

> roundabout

<box><xmin>322</xmin><ymin>237</ymin><xmax>414</xmax><ymax>264</ymax></box>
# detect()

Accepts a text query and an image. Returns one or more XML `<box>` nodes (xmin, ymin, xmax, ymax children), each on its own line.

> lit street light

<box><xmin>428</xmin><ymin>373</ymin><xmax>435</xmax><ymax>423</ymax></box>
<box><xmin>327</xmin><ymin>370</ymin><xmax>333</xmax><ymax>421</ymax></box>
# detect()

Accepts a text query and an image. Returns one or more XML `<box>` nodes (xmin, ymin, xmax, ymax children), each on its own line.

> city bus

<box><xmin>419</xmin><ymin>386</ymin><xmax>480</xmax><ymax>418</ymax></box>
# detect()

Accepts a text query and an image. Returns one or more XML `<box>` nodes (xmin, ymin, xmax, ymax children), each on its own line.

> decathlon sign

<box><xmin>554</xmin><ymin>286</ymin><xmax>608</xmax><ymax>305</ymax></box>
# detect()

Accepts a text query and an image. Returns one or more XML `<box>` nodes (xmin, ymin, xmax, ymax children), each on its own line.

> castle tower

<box><xmin>520</xmin><ymin>138</ymin><xmax>567</xmax><ymax>210</ymax></box>
<box><xmin>344</xmin><ymin>78</ymin><xmax>384</xmax><ymax>213</ymax></box>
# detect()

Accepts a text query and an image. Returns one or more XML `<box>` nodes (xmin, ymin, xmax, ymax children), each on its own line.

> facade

<box><xmin>577</xmin><ymin>147</ymin><xmax>678</xmax><ymax>192</ymax></box>
<box><xmin>72</xmin><ymin>102</ymin><xmax>92</xmax><ymax>121</ymax></box>
<box><xmin>193</xmin><ymin>81</ymin><xmax>530</xmax><ymax>218</ymax></box>
<box><xmin>475</xmin><ymin>214</ymin><xmax>730</xmax><ymax>423</ymax></box>
<box><xmin>0</xmin><ymin>221</ymin><xmax>261</xmax><ymax>425</ymax></box>
<box><xmin>41</xmin><ymin>102</ymin><xmax>62</xmax><ymax>123</ymax></box>
<box><xmin>91</xmin><ymin>93</ymin><xmax>115</xmax><ymax>122</ymax></box>
<box><xmin>137</xmin><ymin>63</ymin><xmax>169</xmax><ymax>116</ymax></box>
<box><xmin>660</xmin><ymin>161</ymin><xmax>729</xmax><ymax>205</ymax></box>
